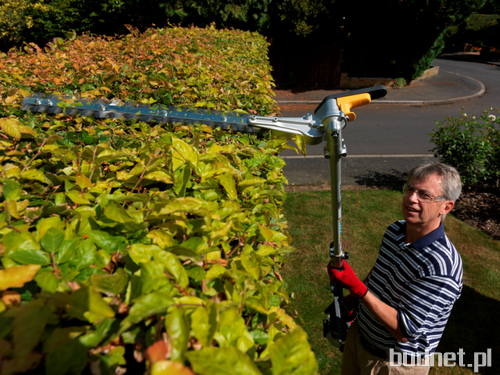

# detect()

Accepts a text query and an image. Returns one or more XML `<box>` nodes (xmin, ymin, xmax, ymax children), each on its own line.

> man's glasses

<box><xmin>403</xmin><ymin>184</ymin><xmax>446</xmax><ymax>203</ymax></box>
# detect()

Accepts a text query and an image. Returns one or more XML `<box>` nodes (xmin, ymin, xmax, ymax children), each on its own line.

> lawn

<box><xmin>282</xmin><ymin>189</ymin><xmax>500</xmax><ymax>375</ymax></box>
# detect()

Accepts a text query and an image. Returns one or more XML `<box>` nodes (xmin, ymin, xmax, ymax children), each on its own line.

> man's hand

<box><xmin>327</xmin><ymin>260</ymin><xmax>367</xmax><ymax>298</ymax></box>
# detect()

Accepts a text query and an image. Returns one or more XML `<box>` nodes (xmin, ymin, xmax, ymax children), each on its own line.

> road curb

<box><xmin>275</xmin><ymin>71</ymin><xmax>485</xmax><ymax>106</ymax></box>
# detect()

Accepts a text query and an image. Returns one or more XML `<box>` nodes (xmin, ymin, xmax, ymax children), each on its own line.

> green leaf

<box><xmin>205</xmin><ymin>264</ymin><xmax>226</xmax><ymax>280</ymax></box>
<box><xmin>291</xmin><ymin>135</ymin><xmax>307</xmax><ymax>156</ymax></box>
<box><xmin>171</xmin><ymin>137</ymin><xmax>198</xmax><ymax>171</ymax></box>
<box><xmin>66</xmin><ymin>190</ymin><xmax>91</xmax><ymax>204</ymax></box>
<box><xmin>241</xmin><ymin>253</ymin><xmax>261</xmax><ymax>280</ymax></box>
<box><xmin>4</xmin><ymin>299</ymin><xmax>55</xmax><ymax>359</ymax></box>
<box><xmin>103</xmin><ymin>200</ymin><xmax>134</xmax><ymax>223</ymax></box>
<box><xmin>37</xmin><ymin>217</ymin><xmax>64</xmax><ymax>239</ymax></box>
<box><xmin>155</xmin><ymin>197</ymin><xmax>209</xmax><ymax>217</ymax></box>
<box><xmin>34</xmin><ymin>271</ymin><xmax>59</xmax><ymax>293</ymax></box>
<box><xmin>269</xmin><ymin>326</ymin><xmax>318</xmax><ymax>375</ymax></box>
<box><xmin>120</xmin><ymin>291</ymin><xmax>174</xmax><ymax>333</ymax></box>
<box><xmin>45</xmin><ymin>339</ymin><xmax>88</xmax><ymax>375</ymax></box>
<box><xmin>187</xmin><ymin>346</ymin><xmax>262</xmax><ymax>375</ymax></box>
<box><xmin>99</xmin><ymin>345</ymin><xmax>126</xmax><ymax>369</ymax></box>
<box><xmin>3</xmin><ymin>230</ymin><xmax>40</xmax><ymax>253</ymax></box>
<box><xmin>185</xmin><ymin>266</ymin><xmax>205</xmax><ymax>282</ymax></box>
<box><xmin>191</xmin><ymin>302</ymin><xmax>218</xmax><ymax>348</ymax></box>
<box><xmin>144</xmin><ymin>171</ymin><xmax>173</xmax><ymax>184</ymax></box>
<box><xmin>91</xmin><ymin>268</ymin><xmax>129</xmax><ymax>297</ymax></box>
<box><xmin>21</xmin><ymin>169</ymin><xmax>47</xmax><ymax>184</ymax></box>
<box><xmin>173</xmin><ymin>164</ymin><xmax>191</xmax><ymax>197</ymax></box>
<box><xmin>3</xmin><ymin>179</ymin><xmax>21</xmax><ymax>201</ymax></box>
<box><xmin>250</xmin><ymin>329</ymin><xmax>269</xmax><ymax>346</ymax></box>
<box><xmin>9</xmin><ymin>250</ymin><xmax>51</xmax><ymax>265</ymax></box>
<box><xmin>165</xmin><ymin>305</ymin><xmax>189</xmax><ymax>363</ymax></box>
<box><xmin>66</xmin><ymin>286</ymin><xmax>115</xmax><ymax>323</ymax></box>
<box><xmin>41</xmin><ymin>227</ymin><xmax>65</xmax><ymax>254</ymax></box>
<box><xmin>213</xmin><ymin>307</ymin><xmax>246</xmax><ymax>348</ymax></box>
<box><xmin>238</xmin><ymin>177</ymin><xmax>266</xmax><ymax>188</ymax></box>
<box><xmin>146</xmin><ymin>230</ymin><xmax>175</xmax><ymax>249</ymax></box>
<box><xmin>244</xmin><ymin>296</ymin><xmax>268</xmax><ymax>315</ymax></box>
<box><xmin>152</xmin><ymin>249</ymin><xmax>189</xmax><ymax>288</ymax></box>
<box><xmin>69</xmin><ymin>239</ymin><xmax>96</xmax><ymax>271</ymax></box>
<box><xmin>42</xmin><ymin>326</ymin><xmax>86</xmax><ymax>354</ymax></box>
<box><xmin>88</xmin><ymin>230</ymin><xmax>127</xmax><ymax>254</ymax></box>
<box><xmin>220</xmin><ymin>173</ymin><xmax>238</xmax><ymax>200</ymax></box>
<box><xmin>167</xmin><ymin>245</ymin><xmax>201</xmax><ymax>262</ymax></box>
<box><xmin>3</xmin><ymin>163</ymin><xmax>21</xmax><ymax>178</ymax></box>
<box><xmin>79</xmin><ymin>317</ymin><xmax>113</xmax><ymax>348</ymax></box>
<box><xmin>128</xmin><ymin>243</ymin><xmax>156</xmax><ymax>264</ymax></box>
<box><xmin>54</xmin><ymin>238</ymin><xmax>79</xmax><ymax>265</ymax></box>
<box><xmin>140</xmin><ymin>261</ymin><xmax>169</xmax><ymax>294</ymax></box>
<box><xmin>95</xmin><ymin>150</ymin><xmax>129</xmax><ymax>163</ymax></box>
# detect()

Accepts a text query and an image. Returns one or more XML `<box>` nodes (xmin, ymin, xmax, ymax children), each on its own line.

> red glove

<box><xmin>327</xmin><ymin>260</ymin><xmax>367</xmax><ymax>298</ymax></box>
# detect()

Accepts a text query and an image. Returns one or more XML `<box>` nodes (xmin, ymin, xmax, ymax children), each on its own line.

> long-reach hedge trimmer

<box><xmin>22</xmin><ymin>85</ymin><xmax>387</xmax><ymax>351</ymax></box>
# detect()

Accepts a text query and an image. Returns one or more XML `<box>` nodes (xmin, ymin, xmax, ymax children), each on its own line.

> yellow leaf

<box><xmin>18</xmin><ymin>89</ymin><xmax>30</xmax><ymax>97</ymax></box>
<box><xmin>2</xmin><ymin>290</ymin><xmax>20</xmax><ymax>307</ymax></box>
<box><xmin>151</xmin><ymin>360</ymin><xmax>195</xmax><ymax>375</ymax></box>
<box><xmin>5</xmin><ymin>201</ymin><xmax>19</xmax><ymax>219</ymax></box>
<box><xmin>0</xmin><ymin>265</ymin><xmax>41</xmax><ymax>290</ymax></box>
<box><xmin>4</xmin><ymin>95</ymin><xmax>18</xmax><ymax>105</ymax></box>
<box><xmin>270</xmin><ymin>307</ymin><xmax>297</xmax><ymax>330</ymax></box>
<box><xmin>0</xmin><ymin>117</ymin><xmax>21</xmax><ymax>140</ymax></box>
<box><xmin>18</xmin><ymin>124</ymin><xmax>36</xmax><ymax>136</ymax></box>
<box><xmin>76</xmin><ymin>174</ymin><xmax>92</xmax><ymax>189</ymax></box>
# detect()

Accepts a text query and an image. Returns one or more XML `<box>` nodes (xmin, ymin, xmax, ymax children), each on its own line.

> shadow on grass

<box><xmin>437</xmin><ymin>285</ymin><xmax>499</xmax><ymax>374</ymax></box>
<box><xmin>352</xmin><ymin>170</ymin><xmax>408</xmax><ymax>190</ymax></box>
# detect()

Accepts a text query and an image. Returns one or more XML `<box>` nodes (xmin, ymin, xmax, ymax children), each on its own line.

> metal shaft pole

<box><xmin>326</xmin><ymin>121</ymin><xmax>345</xmax><ymax>268</ymax></box>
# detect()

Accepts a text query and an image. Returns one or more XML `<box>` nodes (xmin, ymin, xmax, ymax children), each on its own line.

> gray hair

<box><xmin>406</xmin><ymin>163</ymin><xmax>462</xmax><ymax>222</ymax></box>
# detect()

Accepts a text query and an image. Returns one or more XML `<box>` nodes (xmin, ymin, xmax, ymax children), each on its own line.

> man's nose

<box><xmin>407</xmin><ymin>190</ymin><xmax>419</xmax><ymax>202</ymax></box>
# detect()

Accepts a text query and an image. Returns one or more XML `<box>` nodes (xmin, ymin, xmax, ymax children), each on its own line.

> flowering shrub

<box><xmin>430</xmin><ymin>108</ymin><xmax>500</xmax><ymax>187</ymax></box>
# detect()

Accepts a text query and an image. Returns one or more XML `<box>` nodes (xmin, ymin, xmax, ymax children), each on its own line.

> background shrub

<box><xmin>430</xmin><ymin>109</ymin><xmax>500</xmax><ymax>187</ymax></box>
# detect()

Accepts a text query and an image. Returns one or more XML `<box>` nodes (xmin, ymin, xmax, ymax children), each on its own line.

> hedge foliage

<box><xmin>0</xmin><ymin>26</ymin><xmax>317</xmax><ymax>374</ymax></box>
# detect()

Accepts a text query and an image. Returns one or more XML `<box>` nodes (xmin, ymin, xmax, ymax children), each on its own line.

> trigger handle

<box><xmin>336</xmin><ymin>93</ymin><xmax>372</xmax><ymax>122</ymax></box>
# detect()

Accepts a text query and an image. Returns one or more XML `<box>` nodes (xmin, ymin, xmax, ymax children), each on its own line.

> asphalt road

<box><xmin>280</xmin><ymin>58</ymin><xmax>499</xmax><ymax>186</ymax></box>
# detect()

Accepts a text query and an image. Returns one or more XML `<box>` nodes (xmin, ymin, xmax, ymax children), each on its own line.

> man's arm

<box><xmin>328</xmin><ymin>261</ymin><xmax>409</xmax><ymax>343</ymax></box>
<box><xmin>360</xmin><ymin>291</ymin><xmax>408</xmax><ymax>343</ymax></box>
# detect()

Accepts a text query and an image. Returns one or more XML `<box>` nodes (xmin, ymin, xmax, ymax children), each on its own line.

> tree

<box><xmin>341</xmin><ymin>0</ymin><xmax>487</xmax><ymax>80</ymax></box>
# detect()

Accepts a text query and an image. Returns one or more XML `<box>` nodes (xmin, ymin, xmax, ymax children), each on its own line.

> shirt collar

<box><xmin>401</xmin><ymin>221</ymin><xmax>445</xmax><ymax>251</ymax></box>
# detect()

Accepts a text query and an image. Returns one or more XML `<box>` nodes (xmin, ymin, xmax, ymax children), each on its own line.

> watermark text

<box><xmin>389</xmin><ymin>348</ymin><xmax>491</xmax><ymax>373</ymax></box>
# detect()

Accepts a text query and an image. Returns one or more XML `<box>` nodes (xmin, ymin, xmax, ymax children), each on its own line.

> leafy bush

<box><xmin>430</xmin><ymin>109</ymin><xmax>500</xmax><ymax>187</ymax></box>
<box><xmin>0</xmin><ymin>27</ymin><xmax>317</xmax><ymax>374</ymax></box>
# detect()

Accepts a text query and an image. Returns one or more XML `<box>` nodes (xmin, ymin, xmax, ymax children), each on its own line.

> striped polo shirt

<box><xmin>358</xmin><ymin>220</ymin><xmax>463</xmax><ymax>357</ymax></box>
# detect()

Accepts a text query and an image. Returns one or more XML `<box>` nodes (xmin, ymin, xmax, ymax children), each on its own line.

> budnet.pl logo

<box><xmin>389</xmin><ymin>348</ymin><xmax>492</xmax><ymax>373</ymax></box>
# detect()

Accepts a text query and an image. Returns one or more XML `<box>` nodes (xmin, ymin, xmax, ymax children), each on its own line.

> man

<box><xmin>328</xmin><ymin>163</ymin><xmax>463</xmax><ymax>374</ymax></box>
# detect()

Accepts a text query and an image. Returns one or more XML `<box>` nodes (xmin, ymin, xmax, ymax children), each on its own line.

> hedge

<box><xmin>0</xmin><ymin>26</ymin><xmax>317</xmax><ymax>374</ymax></box>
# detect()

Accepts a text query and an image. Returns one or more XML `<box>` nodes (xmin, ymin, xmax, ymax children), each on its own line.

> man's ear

<box><xmin>441</xmin><ymin>200</ymin><xmax>454</xmax><ymax>215</ymax></box>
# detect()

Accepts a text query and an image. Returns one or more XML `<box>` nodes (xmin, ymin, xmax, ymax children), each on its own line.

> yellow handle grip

<box><xmin>336</xmin><ymin>93</ymin><xmax>372</xmax><ymax>122</ymax></box>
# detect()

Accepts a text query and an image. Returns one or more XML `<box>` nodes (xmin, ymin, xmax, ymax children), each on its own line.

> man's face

<box><xmin>402</xmin><ymin>174</ymin><xmax>453</xmax><ymax>229</ymax></box>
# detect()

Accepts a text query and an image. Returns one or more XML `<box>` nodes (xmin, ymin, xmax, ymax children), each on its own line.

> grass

<box><xmin>282</xmin><ymin>190</ymin><xmax>500</xmax><ymax>375</ymax></box>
